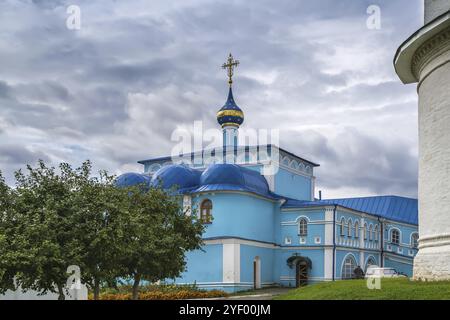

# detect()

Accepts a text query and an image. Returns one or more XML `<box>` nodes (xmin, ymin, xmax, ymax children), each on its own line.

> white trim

<box><xmin>193</xmin><ymin>190</ymin><xmax>278</xmax><ymax>203</ymax></box>
<box><xmin>204</xmin><ymin>238</ymin><xmax>278</xmax><ymax>249</ymax></box>
<box><xmin>253</xmin><ymin>256</ymin><xmax>261</xmax><ymax>289</ymax></box>
<box><xmin>341</xmin><ymin>252</ymin><xmax>358</xmax><ymax>279</ymax></box>
<box><xmin>281</xmin><ymin>207</ymin><xmax>324</xmax><ymax>213</ymax></box>
<box><xmin>410</xmin><ymin>232</ymin><xmax>419</xmax><ymax>248</ymax></box>
<box><xmin>364</xmin><ymin>255</ymin><xmax>378</xmax><ymax>270</ymax></box>
<box><xmin>281</xmin><ymin>220</ymin><xmax>329</xmax><ymax>226</ymax></box>
<box><xmin>389</xmin><ymin>227</ymin><xmax>402</xmax><ymax>245</ymax></box>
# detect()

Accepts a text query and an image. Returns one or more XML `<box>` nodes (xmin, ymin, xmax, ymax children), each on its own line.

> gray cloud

<box><xmin>0</xmin><ymin>0</ymin><xmax>422</xmax><ymax>197</ymax></box>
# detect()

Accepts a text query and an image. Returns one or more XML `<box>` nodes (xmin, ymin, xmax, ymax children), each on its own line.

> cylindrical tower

<box><xmin>394</xmin><ymin>0</ymin><xmax>450</xmax><ymax>280</ymax></box>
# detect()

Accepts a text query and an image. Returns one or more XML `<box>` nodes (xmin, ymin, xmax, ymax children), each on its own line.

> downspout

<box><xmin>332</xmin><ymin>205</ymin><xmax>337</xmax><ymax>281</ymax></box>
<box><xmin>378</xmin><ymin>217</ymin><xmax>384</xmax><ymax>268</ymax></box>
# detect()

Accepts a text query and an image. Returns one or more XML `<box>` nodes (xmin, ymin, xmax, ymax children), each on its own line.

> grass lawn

<box><xmin>276</xmin><ymin>278</ymin><xmax>450</xmax><ymax>300</ymax></box>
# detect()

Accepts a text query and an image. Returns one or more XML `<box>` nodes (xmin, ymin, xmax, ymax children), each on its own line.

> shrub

<box><xmin>88</xmin><ymin>285</ymin><xmax>228</xmax><ymax>300</ymax></box>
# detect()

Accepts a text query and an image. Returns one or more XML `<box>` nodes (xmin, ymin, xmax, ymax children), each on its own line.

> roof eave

<box><xmin>394</xmin><ymin>10</ymin><xmax>450</xmax><ymax>84</ymax></box>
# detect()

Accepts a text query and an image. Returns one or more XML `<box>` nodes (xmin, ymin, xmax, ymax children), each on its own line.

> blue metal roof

<box><xmin>117</xmin><ymin>163</ymin><xmax>281</xmax><ymax>199</ymax></box>
<box><xmin>283</xmin><ymin>196</ymin><xmax>418</xmax><ymax>225</ymax></box>
<box><xmin>115</xmin><ymin>172</ymin><xmax>151</xmax><ymax>188</ymax></box>
<box><xmin>150</xmin><ymin>164</ymin><xmax>201</xmax><ymax>190</ymax></box>
<box><xmin>195</xmin><ymin>164</ymin><xmax>280</xmax><ymax>199</ymax></box>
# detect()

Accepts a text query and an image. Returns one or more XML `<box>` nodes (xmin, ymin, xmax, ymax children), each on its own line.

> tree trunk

<box><xmin>132</xmin><ymin>274</ymin><xmax>141</xmax><ymax>300</ymax></box>
<box><xmin>57</xmin><ymin>284</ymin><xmax>66</xmax><ymax>300</ymax></box>
<box><xmin>93</xmin><ymin>279</ymin><xmax>100</xmax><ymax>300</ymax></box>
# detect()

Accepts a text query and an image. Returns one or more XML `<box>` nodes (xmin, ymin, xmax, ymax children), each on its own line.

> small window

<box><xmin>200</xmin><ymin>199</ymin><xmax>212</xmax><ymax>224</ymax></box>
<box><xmin>374</xmin><ymin>225</ymin><xmax>379</xmax><ymax>241</ymax></box>
<box><xmin>411</xmin><ymin>233</ymin><xmax>419</xmax><ymax>248</ymax></box>
<box><xmin>340</xmin><ymin>218</ymin><xmax>345</xmax><ymax>236</ymax></box>
<box><xmin>354</xmin><ymin>221</ymin><xmax>359</xmax><ymax>238</ymax></box>
<box><xmin>299</xmin><ymin>218</ymin><xmax>308</xmax><ymax>236</ymax></box>
<box><xmin>363</xmin><ymin>223</ymin><xmax>368</xmax><ymax>240</ymax></box>
<box><xmin>369</xmin><ymin>225</ymin><xmax>373</xmax><ymax>241</ymax></box>
<box><xmin>391</xmin><ymin>229</ymin><xmax>400</xmax><ymax>245</ymax></box>
<box><xmin>347</xmin><ymin>220</ymin><xmax>353</xmax><ymax>238</ymax></box>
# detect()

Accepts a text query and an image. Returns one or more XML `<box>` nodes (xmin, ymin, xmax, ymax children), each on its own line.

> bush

<box><xmin>88</xmin><ymin>284</ymin><xmax>228</xmax><ymax>300</ymax></box>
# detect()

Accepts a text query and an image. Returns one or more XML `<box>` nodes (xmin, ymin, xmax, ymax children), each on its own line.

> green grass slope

<box><xmin>276</xmin><ymin>278</ymin><xmax>450</xmax><ymax>300</ymax></box>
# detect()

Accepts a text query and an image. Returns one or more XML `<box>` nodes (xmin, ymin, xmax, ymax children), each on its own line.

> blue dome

<box><xmin>200</xmin><ymin>164</ymin><xmax>269</xmax><ymax>195</ymax></box>
<box><xmin>116</xmin><ymin>172</ymin><xmax>151</xmax><ymax>188</ymax></box>
<box><xmin>150</xmin><ymin>164</ymin><xmax>201</xmax><ymax>191</ymax></box>
<box><xmin>217</xmin><ymin>88</ymin><xmax>244</xmax><ymax>128</ymax></box>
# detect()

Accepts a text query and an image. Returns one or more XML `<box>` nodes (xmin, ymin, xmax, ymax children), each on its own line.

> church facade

<box><xmin>117</xmin><ymin>54</ymin><xmax>419</xmax><ymax>292</ymax></box>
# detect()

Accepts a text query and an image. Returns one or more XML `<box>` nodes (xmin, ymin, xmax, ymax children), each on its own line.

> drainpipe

<box><xmin>378</xmin><ymin>217</ymin><xmax>384</xmax><ymax>268</ymax></box>
<box><xmin>332</xmin><ymin>205</ymin><xmax>337</xmax><ymax>281</ymax></box>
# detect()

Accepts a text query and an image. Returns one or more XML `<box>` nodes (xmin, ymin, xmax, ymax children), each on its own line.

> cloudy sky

<box><xmin>0</xmin><ymin>0</ymin><xmax>423</xmax><ymax>198</ymax></box>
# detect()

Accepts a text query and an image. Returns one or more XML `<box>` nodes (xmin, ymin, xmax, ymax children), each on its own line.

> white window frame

<box><xmin>411</xmin><ymin>233</ymin><xmax>419</xmax><ymax>248</ymax></box>
<box><xmin>391</xmin><ymin>229</ymin><xmax>400</xmax><ymax>245</ymax></box>
<box><xmin>340</xmin><ymin>218</ymin><xmax>346</xmax><ymax>236</ymax></box>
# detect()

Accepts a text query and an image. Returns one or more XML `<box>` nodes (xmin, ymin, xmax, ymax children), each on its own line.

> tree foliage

<box><xmin>118</xmin><ymin>186</ymin><xmax>204</xmax><ymax>299</ymax></box>
<box><xmin>0</xmin><ymin>160</ymin><xmax>205</xmax><ymax>300</ymax></box>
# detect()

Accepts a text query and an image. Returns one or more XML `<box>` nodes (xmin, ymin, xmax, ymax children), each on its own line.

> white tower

<box><xmin>394</xmin><ymin>0</ymin><xmax>450</xmax><ymax>280</ymax></box>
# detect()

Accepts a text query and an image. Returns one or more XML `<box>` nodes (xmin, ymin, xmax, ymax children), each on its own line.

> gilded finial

<box><xmin>222</xmin><ymin>53</ymin><xmax>239</xmax><ymax>87</ymax></box>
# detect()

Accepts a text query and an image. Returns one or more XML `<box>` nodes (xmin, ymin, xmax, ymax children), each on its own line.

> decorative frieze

<box><xmin>411</xmin><ymin>27</ymin><xmax>450</xmax><ymax>80</ymax></box>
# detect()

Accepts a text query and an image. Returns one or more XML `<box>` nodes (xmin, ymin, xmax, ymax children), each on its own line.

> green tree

<box><xmin>118</xmin><ymin>186</ymin><xmax>205</xmax><ymax>300</ymax></box>
<box><xmin>70</xmin><ymin>167</ymin><xmax>129</xmax><ymax>300</ymax></box>
<box><xmin>0</xmin><ymin>160</ymin><xmax>206</xmax><ymax>300</ymax></box>
<box><xmin>7</xmin><ymin>160</ymin><xmax>82</xmax><ymax>299</ymax></box>
<box><xmin>0</xmin><ymin>171</ymin><xmax>17</xmax><ymax>293</ymax></box>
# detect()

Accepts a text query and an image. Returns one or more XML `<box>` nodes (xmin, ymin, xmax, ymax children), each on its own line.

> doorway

<box><xmin>295</xmin><ymin>261</ymin><xmax>308</xmax><ymax>287</ymax></box>
<box><xmin>253</xmin><ymin>256</ymin><xmax>261</xmax><ymax>289</ymax></box>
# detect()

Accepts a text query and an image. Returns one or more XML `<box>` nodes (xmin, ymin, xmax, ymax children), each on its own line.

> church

<box><xmin>117</xmin><ymin>54</ymin><xmax>419</xmax><ymax>292</ymax></box>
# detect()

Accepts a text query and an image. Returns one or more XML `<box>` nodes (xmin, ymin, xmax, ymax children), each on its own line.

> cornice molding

<box><xmin>412</xmin><ymin>26</ymin><xmax>450</xmax><ymax>79</ymax></box>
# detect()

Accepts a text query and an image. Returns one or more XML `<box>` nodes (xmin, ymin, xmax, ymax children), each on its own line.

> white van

<box><xmin>365</xmin><ymin>267</ymin><xmax>407</xmax><ymax>278</ymax></box>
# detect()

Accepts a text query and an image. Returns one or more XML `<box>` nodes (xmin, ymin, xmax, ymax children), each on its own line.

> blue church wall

<box><xmin>383</xmin><ymin>223</ymin><xmax>418</xmax><ymax>257</ymax></box>
<box><xmin>173</xmin><ymin>244</ymin><xmax>223</xmax><ymax>287</ymax></box>
<box><xmin>192</xmin><ymin>193</ymin><xmax>276</xmax><ymax>244</ymax></box>
<box><xmin>384</xmin><ymin>256</ymin><xmax>414</xmax><ymax>277</ymax></box>
<box><xmin>279</xmin><ymin>208</ymin><xmax>326</xmax><ymax>246</ymax></box>
<box><xmin>274</xmin><ymin>167</ymin><xmax>311</xmax><ymax>200</ymax></box>
<box><xmin>240</xmin><ymin>245</ymin><xmax>276</xmax><ymax>288</ymax></box>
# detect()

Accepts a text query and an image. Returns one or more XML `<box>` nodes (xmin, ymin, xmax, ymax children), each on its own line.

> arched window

<box><xmin>365</xmin><ymin>257</ymin><xmax>377</xmax><ymax>272</ymax></box>
<box><xmin>411</xmin><ymin>233</ymin><xmax>419</xmax><ymax>248</ymax></box>
<box><xmin>391</xmin><ymin>229</ymin><xmax>400</xmax><ymax>245</ymax></box>
<box><xmin>299</xmin><ymin>218</ymin><xmax>308</xmax><ymax>236</ymax></box>
<box><xmin>340</xmin><ymin>218</ymin><xmax>346</xmax><ymax>236</ymax></box>
<box><xmin>368</xmin><ymin>225</ymin><xmax>373</xmax><ymax>241</ymax></box>
<box><xmin>363</xmin><ymin>223</ymin><xmax>368</xmax><ymax>240</ymax></box>
<box><xmin>347</xmin><ymin>219</ymin><xmax>353</xmax><ymax>237</ymax></box>
<box><xmin>342</xmin><ymin>255</ymin><xmax>357</xmax><ymax>280</ymax></box>
<box><xmin>200</xmin><ymin>199</ymin><xmax>212</xmax><ymax>224</ymax></box>
<box><xmin>374</xmin><ymin>225</ymin><xmax>378</xmax><ymax>241</ymax></box>
<box><xmin>354</xmin><ymin>221</ymin><xmax>359</xmax><ymax>238</ymax></box>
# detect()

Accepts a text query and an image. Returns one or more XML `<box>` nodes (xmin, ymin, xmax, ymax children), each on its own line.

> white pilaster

<box><xmin>324</xmin><ymin>206</ymin><xmax>335</xmax><ymax>280</ymax></box>
<box><xmin>223</xmin><ymin>242</ymin><xmax>240</xmax><ymax>283</ymax></box>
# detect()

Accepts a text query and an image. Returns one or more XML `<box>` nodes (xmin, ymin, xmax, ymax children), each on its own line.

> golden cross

<box><xmin>222</xmin><ymin>53</ymin><xmax>239</xmax><ymax>87</ymax></box>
